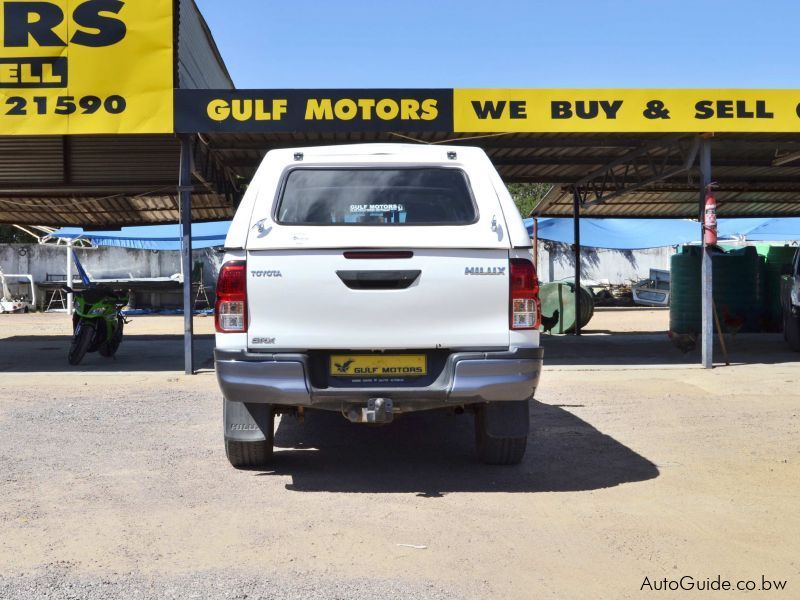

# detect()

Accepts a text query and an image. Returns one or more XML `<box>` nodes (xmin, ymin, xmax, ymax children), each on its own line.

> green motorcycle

<box><xmin>63</xmin><ymin>285</ymin><xmax>129</xmax><ymax>366</ymax></box>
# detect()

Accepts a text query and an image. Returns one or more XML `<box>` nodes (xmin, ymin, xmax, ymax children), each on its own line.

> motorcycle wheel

<box><xmin>99</xmin><ymin>318</ymin><xmax>124</xmax><ymax>358</ymax></box>
<box><xmin>68</xmin><ymin>322</ymin><xmax>95</xmax><ymax>366</ymax></box>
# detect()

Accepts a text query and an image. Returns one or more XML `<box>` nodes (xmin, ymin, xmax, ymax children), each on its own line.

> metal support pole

<box><xmin>699</xmin><ymin>139</ymin><xmax>713</xmax><ymax>369</ymax></box>
<box><xmin>572</xmin><ymin>188</ymin><xmax>582</xmax><ymax>336</ymax></box>
<box><xmin>66</xmin><ymin>239</ymin><xmax>74</xmax><ymax>314</ymax></box>
<box><xmin>179</xmin><ymin>135</ymin><xmax>195</xmax><ymax>375</ymax></box>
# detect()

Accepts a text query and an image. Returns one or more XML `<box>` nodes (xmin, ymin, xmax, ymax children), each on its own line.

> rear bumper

<box><xmin>215</xmin><ymin>347</ymin><xmax>543</xmax><ymax>411</ymax></box>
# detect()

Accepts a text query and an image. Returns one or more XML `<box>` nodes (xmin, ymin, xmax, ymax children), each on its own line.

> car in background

<box><xmin>632</xmin><ymin>268</ymin><xmax>671</xmax><ymax>307</ymax></box>
<box><xmin>0</xmin><ymin>270</ymin><xmax>35</xmax><ymax>314</ymax></box>
<box><xmin>783</xmin><ymin>248</ymin><xmax>800</xmax><ymax>351</ymax></box>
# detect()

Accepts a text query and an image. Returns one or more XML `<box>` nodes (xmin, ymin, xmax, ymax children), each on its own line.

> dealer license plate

<box><xmin>329</xmin><ymin>354</ymin><xmax>427</xmax><ymax>378</ymax></box>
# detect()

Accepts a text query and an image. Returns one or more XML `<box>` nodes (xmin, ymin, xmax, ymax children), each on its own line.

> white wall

<box><xmin>2</xmin><ymin>240</ymin><xmax>674</xmax><ymax>306</ymax></box>
<box><xmin>536</xmin><ymin>241</ymin><xmax>675</xmax><ymax>285</ymax></box>
<box><xmin>0</xmin><ymin>244</ymin><xmax>221</xmax><ymax>309</ymax></box>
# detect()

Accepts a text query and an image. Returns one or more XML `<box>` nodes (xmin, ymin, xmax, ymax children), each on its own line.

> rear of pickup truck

<box><xmin>215</xmin><ymin>144</ymin><xmax>543</xmax><ymax>467</ymax></box>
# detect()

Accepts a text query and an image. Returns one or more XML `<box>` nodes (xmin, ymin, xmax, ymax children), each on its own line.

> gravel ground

<box><xmin>1</xmin><ymin>313</ymin><xmax>799</xmax><ymax>598</ymax></box>
<box><xmin>585</xmin><ymin>306</ymin><xmax>669</xmax><ymax>333</ymax></box>
<box><xmin>0</xmin><ymin>565</ymin><xmax>465</xmax><ymax>600</ymax></box>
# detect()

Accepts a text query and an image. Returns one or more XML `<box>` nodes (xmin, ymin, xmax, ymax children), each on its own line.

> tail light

<box><xmin>510</xmin><ymin>258</ymin><xmax>541</xmax><ymax>330</ymax></box>
<box><xmin>215</xmin><ymin>261</ymin><xmax>247</xmax><ymax>333</ymax></box>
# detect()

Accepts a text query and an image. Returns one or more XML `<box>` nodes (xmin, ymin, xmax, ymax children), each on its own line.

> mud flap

<box><xmin>223</xmin><ymin>399</ymin><xmax>273</xmax><ymax>443</ymax></box>
<box><xmin>482</xmin><ymin>400</ymin><xmax>530</xmax><ymax>438</ymax></box>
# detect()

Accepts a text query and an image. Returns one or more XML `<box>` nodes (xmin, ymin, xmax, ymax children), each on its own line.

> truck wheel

<box><xmin>68</xmin><ymin>323</ymin><xmax>94</xmax><ymax>366</ymax></box>
<box><xmin>786</xmin><ymin>310</ymin><xmax>800</xmax><ymax>352</ymax></box>
<box><xmin>225</xmin><ymin>438</ymin><xmax>273</xmax><ymax>469</ymax></box>
<box><xmin>224</xmin><ymin>401</ymin><xmax>274</xmax><ymax>469</ymax></box>
<box><xmin>475</xmin><ymin>401</ymin><xmax>530</xmax><ymax>465</ymax></box>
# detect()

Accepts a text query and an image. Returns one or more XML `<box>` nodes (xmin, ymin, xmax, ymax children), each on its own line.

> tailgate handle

<box><xmin>336</xmin><ymin>270</ymin><xmax>421</xmax><ymax>290</ymax></box>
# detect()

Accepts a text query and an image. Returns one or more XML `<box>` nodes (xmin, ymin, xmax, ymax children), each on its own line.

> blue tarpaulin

<box><xmin>729</xmin><ymin>218</ymin><xmax>800</xmax><ymax>241</ymax></box>
<box><xmin>525</xmin><ymin>218</ymin><xmax>800</xmax><ymax>249</ymax></box>
<box><xmin>526</xmin><ymin>218</ymin><xmax>699</xmax><ymax>250</ymax></box>
<box><xmin>52</xmin><ymin>217</ymin><xmax>800</xmax><ymax>252</ymax></box>
<box><xmin>52</xmin><ymin>221</ymin><xmax>230</xmax><ymax>251</ymax></box>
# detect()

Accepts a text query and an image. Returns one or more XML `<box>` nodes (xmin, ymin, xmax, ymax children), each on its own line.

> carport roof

<box><xmin>199</xmin><ymin>130</ymin><xmax>800</xmax><ymax>220</ymax></box>
<box><xmin>1</xmin><ymin>0</ymin><xmax>800</xmax><ymax>226</ymax></box>
<box><xmin>0</xmin><ymin>0</ymin><xmax>236</xmax><ymax>228</ymax></box>
<box><xmin>0</xmin><ymin>135</ymin><xmax>234</xmax><ymax>227</ymax></box>
<box><xmin>3</xmin><ymin>130</ymin><xmax>800</xmax><ymax>227</ymax></box>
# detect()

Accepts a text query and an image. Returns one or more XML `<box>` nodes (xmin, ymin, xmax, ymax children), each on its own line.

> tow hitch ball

<box><xmin>344</xmin><ymin>398</ymin><xmax>394</xmax><ymax>424</ymax></box>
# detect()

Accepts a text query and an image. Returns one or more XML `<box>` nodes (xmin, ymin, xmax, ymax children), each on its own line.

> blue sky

<box><xmin>195</xmin><ymin>0</ymin><xmax>799</xmax><ymax>89</ymax></box>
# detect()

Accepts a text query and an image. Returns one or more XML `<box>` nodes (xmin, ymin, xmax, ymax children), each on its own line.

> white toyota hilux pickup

<box><xmin>215</xmin><ymin>143</ymin><xmax>543</xmax><ymax>468</ymax></box>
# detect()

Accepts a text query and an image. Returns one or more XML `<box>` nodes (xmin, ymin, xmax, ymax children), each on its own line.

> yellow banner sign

<box><xmin>454</xmin><ymin>89</ymin><xmax>800</xmax><ymax>133</ymax></box>
<box><xmin>0</xmin><ymin>0</ymin><xmax>173</xmax><ymax>135</ymax></box>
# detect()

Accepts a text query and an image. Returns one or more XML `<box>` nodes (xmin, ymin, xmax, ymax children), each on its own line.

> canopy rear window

<box><xmin>275</xmin><ymin>168</ymin><xmax>477</xmax><ymax>226</ymax></box>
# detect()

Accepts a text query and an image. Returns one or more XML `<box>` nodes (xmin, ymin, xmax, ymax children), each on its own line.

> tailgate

<box><xmin>246</xmin><ymin>249</ymin><xmax>510</xmax><ymax>350</ymax></box>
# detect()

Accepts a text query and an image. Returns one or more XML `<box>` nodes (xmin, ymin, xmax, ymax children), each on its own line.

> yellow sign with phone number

<box><xmin>0</xmin><ymin>0</ymin><xmax>173</xmax><ymax>135</ymax></box>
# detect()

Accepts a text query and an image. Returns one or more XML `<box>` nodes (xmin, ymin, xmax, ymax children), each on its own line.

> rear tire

<box><xmin>786</xmin><ymin>309</ymin><xmax>800</xmax><ymax>352</ymax></box>
<box><xmin>225</xmin><ymin>438</ymin><xmax>274</xmax><ymax>469</ymax></box>
<box><xmin>99</xmin><ymin>318</ymin><xmax>124</xmax><ymax>358</ymax></box>
<box><xmin>475</xmin><ymin>402</ymin><xmax>529</xmax><ymax>465</ymax></box>
<box><xmin>68</xmin><ymin>322</ymin><xmax>94</xmax><ymax>366</ymax></box>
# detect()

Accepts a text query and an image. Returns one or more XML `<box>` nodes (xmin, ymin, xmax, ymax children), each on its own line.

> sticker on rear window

<box><xmin>350</xmin><ymin>204</ymin><xmax>405</xmax><ymax>212</ymax></box>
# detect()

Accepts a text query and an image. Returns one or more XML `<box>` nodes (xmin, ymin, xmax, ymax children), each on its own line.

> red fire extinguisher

<box><xmin>703</xmin><ymin>185</ymin><xmax>717</xmax><ymax>246</ymax></box>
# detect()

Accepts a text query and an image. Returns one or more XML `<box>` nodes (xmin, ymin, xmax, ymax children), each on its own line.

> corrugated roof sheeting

<box><xmin>0</xmin><ymin>194</ymin><xmax>232</xmax><ymax>227</ymax></box>
<box><xmin>201</xmin><ymin>131</ymin><xmax>800</xmax><ymax>219</ymax></box>
<box><xmin>0</xmin><ymin>133</ymin><xmax>239</xmax><ymax>227</ymax></box>
<box><xmin>3</xmin><ymin>129</ymin><xmax>800</xmax><ymax>225</ymax></box>
<box><xmin>0</xmin><ymin>135</ymin><xmax>182</xmax><ymax>188</ymax></box>
<box><xmin>178</xmin><ymin>0</ymin><xmax>235</xmax><ymax>89</ymax></box>
<box><xmin>0</xmin><ymin>137</ymin><xmax>64</xmax><ymax>184</ymax></box>
<box><xmin>537</xmin><ymin>188</ymin><xmax>800</xmax><ymax>219</ymax></box>
<box><xmin>68</xmin><ymin>136</ymin><xmax>182</xmax><ymax>185</ymax></box>
<box><xmin>204</xmin><ymin>131</ymin><xmax>800</xmax><ymax>174</ymax></box>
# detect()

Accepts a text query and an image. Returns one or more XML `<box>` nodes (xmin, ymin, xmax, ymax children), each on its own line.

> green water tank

<box><xmin>764</xmin><ymin>246</ymin><xmax>797</xmax><ymax>330</ymax></box>
<box><xmin>540</xmin><ymin>282</ymin><xmax>594</xmax><ymax>334</ymax></box>
<box><xmin>715</xmin><ymin>247</ymin><xmax>765</xmax><ymax>332</ymax></box>
<box><xmin>670</xmin><ymin>247</ymin><xmax>702</xmax><ymax>334</ymax></box>
<box><xmin>670</xmin><ymin>246</ymin><xmax>766</xmax><ymax>334</ymax></box>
